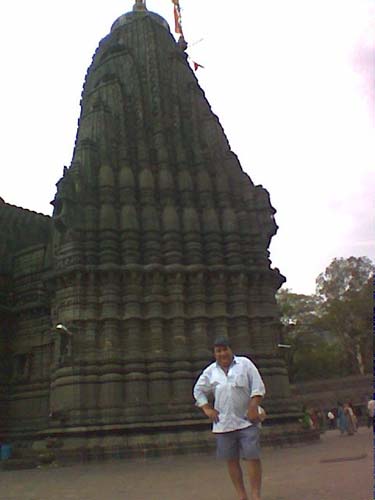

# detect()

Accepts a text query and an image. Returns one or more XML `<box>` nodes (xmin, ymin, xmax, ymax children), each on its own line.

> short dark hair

<box><xmin>213</xmin><ymin>336</ymin><xmax>231</xmax><ymax>348</ymax></box>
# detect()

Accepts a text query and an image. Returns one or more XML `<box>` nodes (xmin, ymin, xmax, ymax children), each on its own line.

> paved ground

<box><xmin>1</xmin><ymin>427</ymin><xmax>373</xmax><ymax>500</ymax></box>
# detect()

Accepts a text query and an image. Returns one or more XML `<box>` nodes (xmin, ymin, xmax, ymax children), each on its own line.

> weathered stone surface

<box><xmin>0</xmin><ymin>5</ymin><xmax>307</xmax><ymax>454</ymax></box>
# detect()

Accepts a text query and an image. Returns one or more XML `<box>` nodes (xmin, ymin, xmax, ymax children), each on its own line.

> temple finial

<box><xmin>133</xmin><ymin>0</ymin><xmax>147</xmax><ymax>11</ymax></box>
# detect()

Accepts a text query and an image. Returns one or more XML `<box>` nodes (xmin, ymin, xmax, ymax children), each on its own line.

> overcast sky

<box><xmin>0</xmin><ymin>0</ymin><xmax>373</xmax><ymax>294</ymax></box>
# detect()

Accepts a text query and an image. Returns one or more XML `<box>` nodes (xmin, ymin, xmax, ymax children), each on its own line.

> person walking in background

<box><xmin>327</xmin><ymin>410</ymin><xmax>336</xmax><ymax>429</ymax></box>
<box><xmin>310</xmin><ymin>409</ymin><xmax>319</xmax><ymax>430</ymax></box>
<box><xmin>344</xmin><ymin>403</ymin><xmax>355</xmax><ymax>435</ymax></box>
<box><xmin>367</xmin><ymin>398</ymin><xmax>374</xmax><ymax>428</ymax></box>
<box><xmin>337</xmin><ymin>402</ymin><xmax>348</xmax><ymax>435</ymax></box>
<box><xmin>301</xmin><ymin>406</ymin><xmax>313</xmax><ymax>430</ymax></box>
<box><xmin>347</xmin><ymin>402</ymin><xmax>358</xmax><ymax>432</ymax></box>
<box><xmin>193</xmin><ymin>336</ymin><xmax>266</xmax><ymax>500</ymax></box>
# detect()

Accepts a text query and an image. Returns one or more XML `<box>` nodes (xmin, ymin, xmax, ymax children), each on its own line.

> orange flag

<box><xmin>172</xmin><ymin>0</ymin><xmax>184</xmax><ymax>35</ymax></box>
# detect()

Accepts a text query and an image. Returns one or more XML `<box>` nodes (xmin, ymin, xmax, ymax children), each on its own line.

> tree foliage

<box><xmin>316</xmin><ymin>256</ymin><xmax>373</xmax><ymax>300</ymax></box>
<box><xmin>317</xmin><ymin>258</ymin><xmax>373</xmax><ymax>375</ymax></box>
<box><xmin>277</xmin><ymin>256</ymin><xmax>374</xmax><ymax>381</ymax></box>
<box><xmin>277</xmin><ymin>289</ymin><xmax>322</xmax><ymax>327</ymax></box>
<box><xmin>276</xmin><ymin>289</ymin><xmax>329</xmax><ymax>382</ymax></box>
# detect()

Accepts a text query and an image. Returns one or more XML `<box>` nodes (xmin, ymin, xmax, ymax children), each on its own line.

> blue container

<box><xmin>1</xmin><ymin>444</ymin><xmax>12</xmax><ymax>460</ymax></box>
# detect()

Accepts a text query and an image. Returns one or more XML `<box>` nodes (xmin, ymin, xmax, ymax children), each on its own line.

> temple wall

<box><xmin>45</xmin><ymin>266</ymin><xmax>293</xmax><ymax>429</ymax></box>
<box><xmin>3</xmin><ymin>245</ymin><xmax>52</xmax><ymax>435</ymax></box>
<box><xmin>291</xmin><ymin>375</ymin><xmax>372</xmax><ymax>411</ymax></box>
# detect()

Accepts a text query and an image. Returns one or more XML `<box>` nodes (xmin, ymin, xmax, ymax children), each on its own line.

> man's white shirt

<box><xmin>193</xmin><ymin>355</ymin><xmax>266</xmax><ymax>433</ymax></box>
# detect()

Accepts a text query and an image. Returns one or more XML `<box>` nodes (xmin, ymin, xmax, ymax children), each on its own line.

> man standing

<box><xmin>193</xmin><ymin>337</ymin><xmax>266</xmax><ymax>500</ymax></box>
<box><xmin>367</xmin><ymin>398</ymin><xmax>374</xmax><ymax>428</ymax></box>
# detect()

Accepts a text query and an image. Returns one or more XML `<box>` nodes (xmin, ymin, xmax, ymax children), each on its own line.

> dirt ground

<box><xmin>1</xmin><ymin>427</ymin><xmax>372</xmax><ymax>500</ymax></box>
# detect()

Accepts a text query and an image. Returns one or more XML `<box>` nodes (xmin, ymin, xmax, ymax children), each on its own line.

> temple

<box><xmin>0</xmin><ymin>4</ymin><xmax>315</xmax><ymax>459</ymax></box>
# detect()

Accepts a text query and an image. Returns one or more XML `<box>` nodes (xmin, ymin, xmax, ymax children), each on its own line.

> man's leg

<box><xmin>217</xmin><ymin>431</ymin><xmax>248</xmax><ymax>499</ymax></box>
<box><xmin>227</xmin><ymin>459</ymin><xmax>248</xmax><ymax>500</ymax></box>
<box><xmin>238</xmin><ymin>426</ymin><xmax>262</xmax><ymax>500</ymax></box>
<box><xmin>246</xmin><ymin>459</ymin><xmax>262</xmax><ymax>500</ymax></box>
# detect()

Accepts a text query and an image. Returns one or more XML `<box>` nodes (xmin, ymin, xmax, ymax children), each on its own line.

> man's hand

<box><xmin>247</xmin><ymin>406</ymin><xmax>260</xmax><ymax>423</ymax></box>
<box><xmin>203</xmin><ymin>406</ymin><xmax>220</xmax><ymax>423</ymax></box>
<box><xmin>247</xmin><ymin>396</ymin><xmax>263</xmax><ymax>423</ymax></box>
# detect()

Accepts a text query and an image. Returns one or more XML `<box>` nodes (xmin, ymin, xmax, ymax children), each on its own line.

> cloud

<box><xmin>352</xmin><ymin>46</ymin><xmax>375</xmax><ymax>115</ymax></box>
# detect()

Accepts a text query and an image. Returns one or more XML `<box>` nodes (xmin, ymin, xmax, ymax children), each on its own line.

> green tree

<box><xmin>316</xmin><ymin>256</ymin><xmax>373</xmax><ymax>300</ymax></box>
<box><xmin>316</xmin><ymin>256</ymin><xmax>374</xmax><ymax>375</ymax></box>
<box><xmin>277</xmin><ymin>288</ymin><xmax>322</xmax><ymax>327</ymax></box>
<box><xmin>276</xmin><ymin>289</ymin><xmax>331</xmax><ymax>382</ymax></box>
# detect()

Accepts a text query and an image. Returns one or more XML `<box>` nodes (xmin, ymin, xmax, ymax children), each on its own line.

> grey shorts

<box><xmin>215</xmin><ymin>425</ymin><xmax>260</xmax><ymax>460</ymax></box>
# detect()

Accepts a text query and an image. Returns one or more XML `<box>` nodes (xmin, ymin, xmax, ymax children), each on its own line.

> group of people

<box><xmin>301</xmin><ymin>399</ymin><xmax>373</xmax><ymax>435</ymax></box>
<box><xmin>336</xmin><ymin>402</ymin><xmax>359</xmax><ymax>435</ymax></box>
<box><xmin>301</xmin><ymin>407</ymin><xmax>325</xmax><ymax>431</ymax></box>
<box><xmin>330</xmin><ymin>399</ymin><xmax>374</xmax><ymax>435</ymax></box>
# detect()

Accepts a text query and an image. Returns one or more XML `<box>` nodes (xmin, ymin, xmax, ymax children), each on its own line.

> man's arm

<box><xmin>193</xmin><ymin>369</ymin><xmax>220</xmax><ymax>423</ymax></box>
<box><xmin>246</xmin><ymin>361</ymin><xmax>266</xmax><ymax>423</ymax></box>
<box><xmin>247</xmin><ymin>395</ymin><xmax>263</xmax><ymax>422</ymax></box>
<box><xmin>200</xmin><ymin>404</ymin><xmax>220</xmax><ymax>423</ymax></box>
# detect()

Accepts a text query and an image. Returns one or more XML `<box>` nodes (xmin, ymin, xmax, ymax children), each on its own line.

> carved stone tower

<box><xmin>0</xmin><ymin>5</ymin><xmax>313</xmax><ymax>458</ymax></box>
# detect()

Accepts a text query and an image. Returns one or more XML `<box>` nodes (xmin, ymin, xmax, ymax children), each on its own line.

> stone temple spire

<box><xmin>44</xmin><ymin>5</ymin><xmax>311</xmax><ymax>457</ymax></box>
<box><xmin>133</xmin><ymin>0</ymin><xmax>147</xmax><ymax>11</ymax></box>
